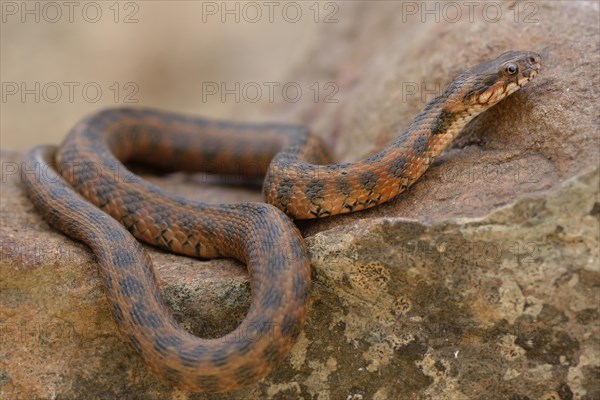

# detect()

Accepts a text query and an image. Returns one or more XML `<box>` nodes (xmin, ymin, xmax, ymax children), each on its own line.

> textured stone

<box><xmin>1</xmin><ymin>1</ymin><xmax>599</xmax><ymax>399</ymax></box>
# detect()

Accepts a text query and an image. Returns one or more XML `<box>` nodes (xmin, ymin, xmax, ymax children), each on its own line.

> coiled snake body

<box><xmin>22</xmin><ymin>51</ymin><xmax>540</xmax><ymax>392</ymax></box>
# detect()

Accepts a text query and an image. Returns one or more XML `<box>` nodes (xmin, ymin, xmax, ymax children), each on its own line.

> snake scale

<box><xmin>22</xmin><ymin>51</ymin><xmax>541</xmax><ymax>392</ymax></box>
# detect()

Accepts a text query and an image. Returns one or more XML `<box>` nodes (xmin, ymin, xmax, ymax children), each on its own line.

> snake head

<box><xmin>446</xmin><ymin>51</ymin><xmax>542</xmax><ymax>112</ymax></box>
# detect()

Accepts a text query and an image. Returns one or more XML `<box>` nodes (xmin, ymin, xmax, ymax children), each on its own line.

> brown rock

<box><xmin>1</xmin><ymin>1</ymin><xmax>598</xmax><ymax>399</ymax></box>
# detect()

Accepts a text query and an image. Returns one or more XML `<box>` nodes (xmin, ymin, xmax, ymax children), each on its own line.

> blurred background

<box><xmin>1</xmin><ymin>1</ymin><xmax>331</xmax><ymax>151</ymax></box>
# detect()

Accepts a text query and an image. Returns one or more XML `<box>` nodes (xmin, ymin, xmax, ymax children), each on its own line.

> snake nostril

<box><xmin>528</xmin><ymin>55</ymin><xmax>540</xmax><ymax>65</ymax></box>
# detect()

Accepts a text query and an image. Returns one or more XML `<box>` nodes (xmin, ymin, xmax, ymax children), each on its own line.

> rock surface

<box><xmin>1</xmin><ymin>1</ymin><xmax>599</xmax><ymax>399</ymax></box>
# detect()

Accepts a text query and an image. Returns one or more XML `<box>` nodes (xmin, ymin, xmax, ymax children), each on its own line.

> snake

<box><xmin>21</xmin><ymin>51</ymin><xmax>541</xmax><ymax>393</ymax></box>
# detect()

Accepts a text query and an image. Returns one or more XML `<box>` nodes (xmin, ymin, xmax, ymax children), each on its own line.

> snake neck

<box><xmin>403</xmin><ymin>93</ymin><xmax>488</xmax><ymax>157</ymax></box>
<box><xmin>264</xmin><ymin>91</ymin><xmax>494</xmax><ymax>219</ymax></box>
<box><xmin>392</xmin><ymin>95</ymin><xmax>484</xmax><ymax>180</ymax></box>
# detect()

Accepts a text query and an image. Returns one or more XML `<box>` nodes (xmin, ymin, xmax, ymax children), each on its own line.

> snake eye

<box><xmin>505</xmin><ymin>63</ymin><xmax>518</xmax><ymax>76</ymax></box>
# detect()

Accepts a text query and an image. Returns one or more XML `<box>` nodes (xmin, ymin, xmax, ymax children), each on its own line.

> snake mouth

<box><xmin>517</xmin><ymin>67</ymin><xmax>540</xmax><ymax>89</ymax></box>
<box><xmin>518</xmin><ymin>70</ymin><xmax>537</xmax><ymax>87</ymax></box>
<box><xmin>482</xmin><ymin>69</ymin><xmax>538</xmax><ymax>104</ymax></box>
